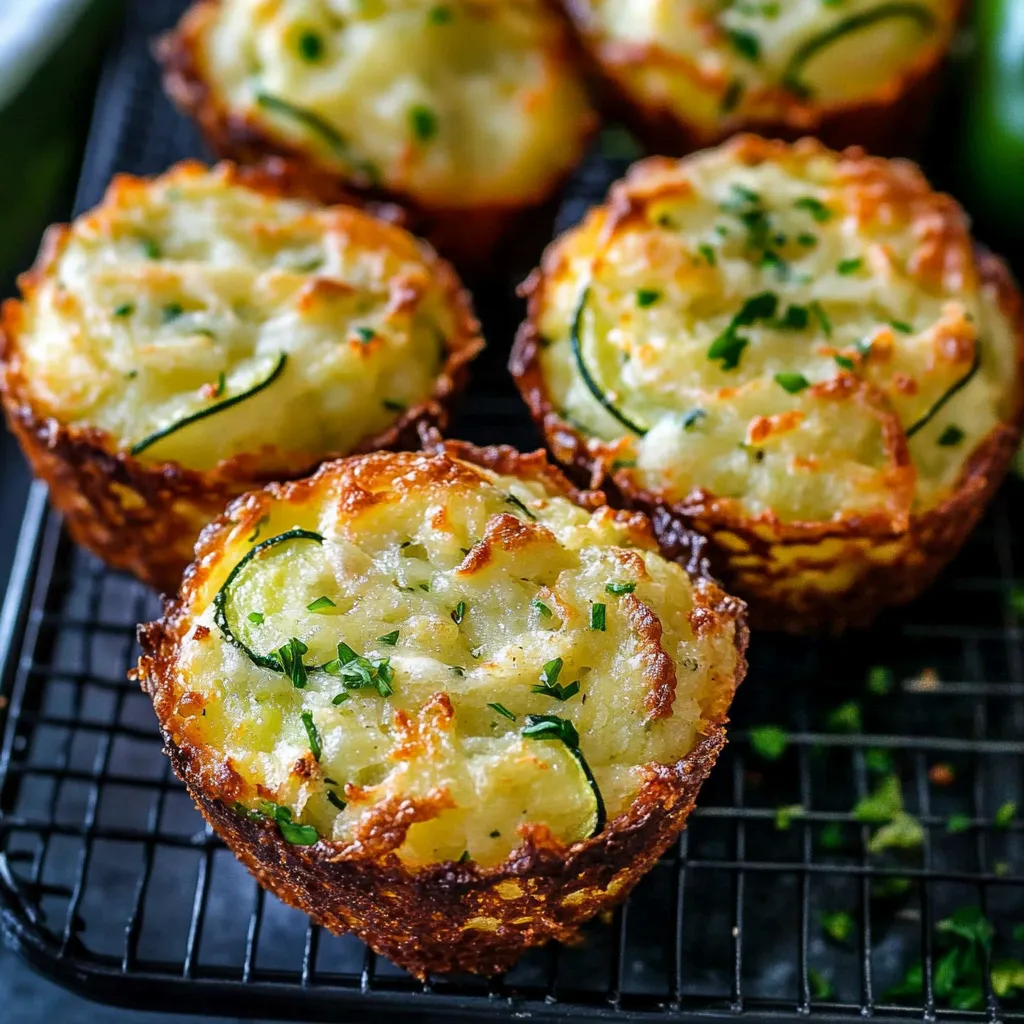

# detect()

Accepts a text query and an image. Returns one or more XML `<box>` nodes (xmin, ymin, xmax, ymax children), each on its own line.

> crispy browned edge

<box><xmin>156</xmin><ymin>0</ymin><xmax>599</xmax><ymax>272</ymax></box>
<box><xmin>560</xmin><ymin>0</ymin><xmax>965</xmax><ymax>158</ymax></box>
<box><xmin>133</xmin><ymin>440</ymin><xmax>748</xmax><ymax>978</ymax></box>
<box><xmin>0</xmin><ymin>160</ymin><xmax>485</xmax><ymax>595</ymax></box>
<box><xmin>508</xmin><ymin>140</ymin><xmax>1024</xmax><ymax>634</ymax></box>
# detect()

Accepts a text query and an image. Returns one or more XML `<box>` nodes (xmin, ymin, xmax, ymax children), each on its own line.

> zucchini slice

<box><xmin>130</xmin><ymin>352</ymin><xmax>288</xmax><ymax>457</ymax></box>
<box><xmin>522</xmin><ymin>714</ymin><xmax>607</xmax><ymax>839</ymax></box>
<box><xmin>782</xmin><ymin>3</ymin><xmax>937</xmax><ymax>99</ymax></box>
<box><xmin>254</xmin><ymin>92</ymin><xmax>379</xmax><ymax>187</ymax></box>
<box><xmin>213</xmin><ymin>528</ymin><xmax>334</xmax><ymax>670</ymax></box>
<box><xmin>570</xmin><ymin>286</ymin><xmax>650</xmax><ymax>437</ymax></box>
<box><xmin>905</xmin><ymin>344</ymin><xmax>983</xmax><ymax>439</ymax></box>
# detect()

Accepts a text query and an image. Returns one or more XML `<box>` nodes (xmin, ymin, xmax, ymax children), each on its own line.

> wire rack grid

<box><xmin>1</xmin><ymin>2</ymin><xmax>1023</xmax><ymax>1022</ymax></box>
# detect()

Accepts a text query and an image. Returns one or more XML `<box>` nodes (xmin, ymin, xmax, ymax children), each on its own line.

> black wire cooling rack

<box><xmin>2</xmin><ymin>2</ymin><xmax>1024</xmax><ymax>1022</ymax></box>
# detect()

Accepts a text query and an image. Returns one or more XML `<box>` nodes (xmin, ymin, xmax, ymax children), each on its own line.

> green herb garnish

<box><xmin>636</xmin><ymin>288</ymin><xmax>661</xmax><ymax>308</ymax></box>
<box><xmin>868</xmin><ymin>665</ymin><xmax>893</xmax><ymax>695</ymax></box>
<box><xmin>775</xmin><ymin>372</ymin><xmax>810</xmax><ymax>394</ymax></box>
<box><xmin>749</xmin><ymin>724</ymin><xmax>789</xmax><ymax>760</ymax></box>
<box><xmin>590</xmin><ymin>603</ymin><xmax>606</xmax><ymax>631</ymax></box>
<box><xmin>938</xmin><ymin>425</ymin><xmax>965</xmax><ymax>447</ymax></box>
<box><xmin>307</xmin><ymin>596</ymin><xmax>336</xmax><ymax>613</ymax></box>
<box><xmin>488</xmin><ymin>702</ymin><xmax>516</xmax><ymax>721</ymax></box>
<box><xmin>297</xmin><ymin>30</ymin><xmax>324</xmax><ymax>61</ymax></box>
<box><xmin>114</xmin><ymin>302</ymin><xmax>134</xmax><ymax>318</ymax></box>
<box><xmin>837</xmin><ymin>257</ymin><xmax>863</xmax><ymax>275</ymax></box>
<box><xmin>794</xmin><ymin>196</ymin><xmax>832</xmax><ymax>222</ymax></box>
<box><xmin>707</xmin><ymin>291</ymin><xmax>778</xmax><ymax>371</ymax></box>
<box><xmin>377</xmin><ymin>630</ymin><xmax>400</xmax><ymax>646</ymax></box>
<box><xmin>506</xmin><ymin>493</ymin><xmax>536</xmax><ymax>520</ymax></box>
<box><xmin>301</xmin><ymin>711</ymin><xmax>322</xmax><ymax>761</ymax></box>
<box><xmin>606</xmin><ymin>582</ymin><xmax>636</xmax><ymax>595</ymax></box>
<box><xmin>995</xmin><ymin>800</ymin><xmax>1017</xmax><ymax>828</ymax></box>
<box><xmin>531</xmin><ymin>599</ymin><xmax>551</xmax><ymax>619</ymax></box>
<box><xmin>247</xmin><ymin>611</ymin><xmax>264</xmax><ymax>625</ymax></box>
<box><xmin>272</xmin><ymin>637</ymin><xmax>309</xmax><ymax>689</ymax></box>
<box><xmin>324</xmin><ymin>642</ymin><xmax>394</xmax><ymax>697</ymax></box>
<box><xmin>452</xmin><ymin>600</ymin><xmax>467</xmax><ymax>625</ymax></box>
<box><xmin>410</xmin><ymin>105</ymin><xmax>438</xmax><ymax>142</ymax></box>
<box><xmin>821</xmin><ymin>910</ymin><xmax>855</xmax><ymax>943</ymax></box>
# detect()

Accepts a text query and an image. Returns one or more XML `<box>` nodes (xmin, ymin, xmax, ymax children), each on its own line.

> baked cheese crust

<box><xmin>164</xmin><ymin>0</ymin><xmax>595</xmax><ymax>210</ymax></box>
<box><xmin>153</xmin><ymin>447</ymin><xmax>744</xmax><ymax>868</ymax></box>
<box><xmin>6</xmin><ymin>161</ymin><xmax>480</xmax><ymax>473</ymax></box>
<box><xmin>564</xmin><ymin>0</ymin><xmax>959</xmax><ymax>142</ymax></box>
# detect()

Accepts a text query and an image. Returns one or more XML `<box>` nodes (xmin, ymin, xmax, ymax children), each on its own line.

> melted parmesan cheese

<box><xmin>193</xmin><ymin>0</ymin><xmax>594</xmax><ymax>207</ymax></box>
<box><xmin>15</xmin><ymin>163</ymin><xmax>471</xmax><ymax>471</ymax></box>
<box><xmin>172</xmin><ymin>451</ymin><xmax>741</xmax><ymax>867</ymax></box>
<box><xmin>569</xmin><ymin>0</ymin><xmax>956</xmax><ymax>135</ymax></box>
<box><xmin>535</xmin><ymin>139</ymin><xmax>1020</xmax><ymax>524</ymax></box>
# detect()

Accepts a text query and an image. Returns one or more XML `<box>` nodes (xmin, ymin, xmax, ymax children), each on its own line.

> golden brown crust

<box><xmin>562</xmin><ymin>0</ymin><xmax>965</xmax><ymax>158</ymax></box>
<box><xmin>156</xmin><ymin>2</ymin><xmax>596</xmax><ymax>272</ymax></box>
<box><xmin>134</xmin><ymin>440</ymin><xmax>748</xmax><ymax>977</ymax></box>
<box><xmin>0</xmin><ymin>164</ymin><xmax>484</xmax><ymax>594</ymax></box>
<box><xmin>509</xmin><ymin>145</ymin><xmax>1024</xmax><ymax>634</ymax></box>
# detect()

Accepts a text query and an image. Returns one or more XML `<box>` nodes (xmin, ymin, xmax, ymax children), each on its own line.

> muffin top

<box><xmin>173</xmin><ymin>0</ymin><xmax>594</xmax><ymax>207</ymax></box>
<box><xmin>520</xmin><ymin>136</ymin><xmax>1022</xmax><ymax>527</ymax></box>
<box><xmin>3</xmin><ymin>161</ymin><xmax>480</xmax><ymax>473</ymax></box>
<box><xmin>145</xmin><ymin>446</ymin><xmax>744</xmax><ymax>867</ymax></box>
<box><xmin>565</xmin><ymin>0</ymin><xmax>958</xmax><ymax>136</ymax></box>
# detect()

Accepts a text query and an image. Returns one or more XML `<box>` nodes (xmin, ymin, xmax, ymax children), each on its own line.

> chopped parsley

<box><xmin>382</xmin><ymin>398</ymin><xmax>406</xmax><ymax>412</ymax></box>
<box><xmin>141</xmin><ymin>237</ymin><xmax>161</xmax><ymax>260</ymax></box>
<box><xmin>522</xmin><ymin>713</ymin><xmax>579</xmax><ymax>746</ymax></box>
<box><xmin>247</xmin><ymin>611</ymin><xmax>264</xmax><ymax>625</ymax></box>
<box><xmin>946</xmin><ymin>813</ymin><xmax>972</xmax><ymax>834</ymax></box>
<box><xmin>301</xmin><ymin>711</ymin><xmax>322</xmax><ymax>761</ymax></box>
<box><xmin>707</xmin><ymin>291</ymin><xmax>778</xmax><ymax>371</ymax></box>
<box><xmin>938</xmin><ymin>425</ymin><xmax>965</xmax><ymax>447</ymax></box>
<box><xmin>889</xmin><ymin>319</ymin><xmax>913</xmax><ymax>334</ymax></box>
<box><xmin>590</xmin><ymin>603</ymin><xmax>606</xmax><ymax>631</ymax></box>
<box><xmin>826</xmin><ymin>700</ymin><xmax>862</xmax><ymax>732</ymax></box>
<box><xmin>331</xmin><ymin>692</ymin><xmax>350</xmax><ymax>706</ymax></box>
<box><xmin>774</xmin><ymin>372</ymin><xmax>810</xmax><ymax>394</ymax></box>
<box><xmin>451</xmin><ymin>600</ymin><xmax>467</xmax><ymax>625</ymax></box>
<box><xmin>161</xmin><ymin>302</ymin><xmax>184</xmax><ymax>323</ymax></box>
<box><xmin>794</xmin><ymin>196</ymin><xmax>832</xmax><ymax>222</ymax></box>
<box><xmin>353</xmin><ymin>326</ymin><xmax>376</xmax><ymax>344</ymax></box>
<box><xmin>808</xmin><ymin>969</ymin><xmax>834</xmax><ymax>1001</ymax></box>
<box><xmin>307</xmin><ymin>596</ymin><xmax>336</xmax><ymax>613</ymax></box>
<box><xmin>488</xmin><ymin>702</ymin><xmax>516</xmax><ymax>722</ymax></box>
<box><xmin>533</xmin><ymin>678</ymin><xmax>580</xmax><ymax>702</ymax></box>
<box><xmin>697</xmin><ymin>243</ymin><xmax>717</xmax><ymax>266</ymax></box>
<box><xmin>458</xmin><ymin>850</ymin><xmax>471</xmax><ymax>864</ymax></box>
<box><xmin>775</xmin><ymin>804</ymin><xmax>803</xmax><ymax>830</ymax></box>
<box><xmin>820</xmin><ymin>910</ymin><xmax>855</xmax><ymax>944</ymax></box>
<box><xmin>867</xmin><ymin>665</ymin><xmax>893</xmax><ymax>695</ymax></box>
<box><xmin>113</xmin><ymin>302</ymin><xmax>134</xmax><ymax>318</ymax></box>
<box><xmin>606</xmin><ymin>581</ymin><xmax>636</xmax><ymax>595</ymax></box>
<box><xmin>428</xmin><ymin>5</ymin><xmax>453</xmax><ymax>24</ymax></box>
<box><xmin>297</xmin><ymin>30</ymin><xmax>324</xmax><ymax>61</ymax></box>
<box><xmin>809</xmin><ymin>300</ymin><xmax>832</xmax><ymax>338</ymax></box>
<box><xmin>636</xmin><ymin>288</ymin><xmax>661</xmax><ymax>308</ymax></box>
<box><xmin>864</xmin><ymin>748</ymin><xmax>893</xmax><ymax>775</ymax></box>
<box><xmin>819</xmin><ymin>822</ymin><xmax>844</xmax><ymax>850</ymax></box>
<box><xmin>727</xmin><ymin>28</ymin><xmax>761</xmax><ymax>61</ymax></box>
<box><xmin>324</xmin><ymin>642</ymin><xmax>394</xmax><ymax>697</ymax></box>
<box><xmin>854</xmin><ymin>775</ymin><xmax>923</xmax><ymax>854</ymax></box>
<box><xmin>796</xmin><ymin>232</ymin><xmax>817</xmax><ymax>247</ymax></box>
<box><xmin>211</xmin><ymin>372</ymin><xmax>226</xmax><ymax>398</ymax></box>
<box><xmin>409</xmin><ymin>105</ymin><xmax>439</xmax><ymax>142</ymax></box>
<box><xmin>775</xmin><ymin>304</ymin><xmax>809</xmax><ymax>330</ymax></box>
<box><xmin>837</xmin><ymin>257</ymin><xmax>864</xmax><ymax>275</ymax></box>
<box><xmin>531</xmin><ymin>599</ymin><xmax>551</xmax><ymax>619</ymax></box>
<box><xmin>257</xmin><ymin>801</ymin><xmax>318</xmax><ymax>845</ymax></box>
<box><xmin>377</xmin><ymin>630</ymin><xmax>399</xmax><ymax>645</ymax></box>
<box><xmin>272</xmin><ymin>637</ymin><xmax>309</xmax><ymax>689</ymax></box>
<box><xmin>506</xmin><ymin>493</ymin><xmax>536</xmax><ymax>520</ymax></box>
<box><xmin>995</xmin><ymin>800</ymin><xmax>1017</xmax><ymax>828</ymax></box>
<box><xmin>749</xmin><ymin>724</ymin><xmax>789</xmax><ymax>760</ymax></box>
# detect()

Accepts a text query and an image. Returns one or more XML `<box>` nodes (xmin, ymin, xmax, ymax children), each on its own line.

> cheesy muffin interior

<box><xmin>166</xmin><ymin>449</ymin><xmax>742</xmax><ymax>868</ymax></box>
<box><xmin>527</xmin><ymin>137</ymin><xmax>1021</xmax><ymax>526</ymax></box>
<box><xmin>176</xmin><ymin>0</ymin><xmax>594</xmax><ymax>209</ymax></box>
<box><xmin>10</xmin><ymin>162</ymin><xmax>479</xmax><ymax>473</ymax></box>
<box><xmin>565</xmin><ymin>0</ymin><xmax>958</xmax><ymax>137</ymax></box>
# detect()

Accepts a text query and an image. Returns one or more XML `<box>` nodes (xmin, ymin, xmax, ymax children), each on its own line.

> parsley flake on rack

<box><xmin>749</xmin><ymin>725</ymin><xmax>789</xmax><ymax>760</ymax></box>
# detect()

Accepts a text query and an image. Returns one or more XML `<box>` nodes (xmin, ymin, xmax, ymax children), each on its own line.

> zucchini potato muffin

<box><xmin>135</xmin><ymin>440</ymin><xmax>747</xmax><ymax>977</ymax></box>
<box><xmin>511</xmin><ymin>135</ymin><xmax>1024</xmax><ymax>632</ymax></box>
<box><xmin>562</xmin><ymin>0</ymin><xmax>962</xmax><ymax>155</ymax></box>
<box><xmin>1</xmin><ymin>161</ymin><xmax>482</xmax><ymax>593</ymax></box>
<box><xmin>159</xmin><ymin>0</ymin><xmax>597</xmax><ymax>267</ymax></box>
